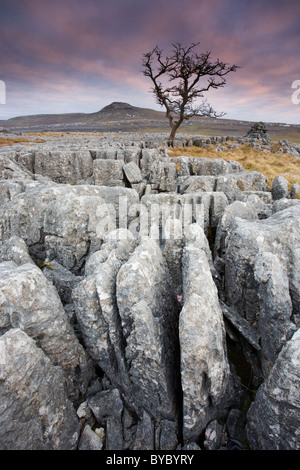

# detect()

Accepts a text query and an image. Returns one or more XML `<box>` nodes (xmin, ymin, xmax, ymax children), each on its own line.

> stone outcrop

<box><xmin>246</xmin><ymin>329</ymin><xmax>300</xmax><ymax>450</ymax></box>
<box><xmin>0</xmin><ymin>260</ymin><xmax>93</xmax><ymax>401</ymax></box>
<box><xmin>179</xmin><ymin>225</ymin><xmax>231</xmax><ymax>441</ymax></box>
<box><xmin>0</xmin><ymin>329</ymin><xmax>80</xmax><ymax>450</ymax></box>
<box><xmin>0</xmin><ymin>131</ymin><xmax>299</xmax><ymax>450</ymax></box>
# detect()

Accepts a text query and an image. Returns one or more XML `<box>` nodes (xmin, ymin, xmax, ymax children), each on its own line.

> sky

<box><xmin>0</xmin><ymin>0</ymin><xmax>300</xmax><ymax>124</ymax></box>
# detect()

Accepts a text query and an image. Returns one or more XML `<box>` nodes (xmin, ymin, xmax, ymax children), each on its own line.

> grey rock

<box><xmin>220</xmin><ymin>301</ymin><xmax>260</xmax><ymax>351</ymax></box>
<box><xmin>178</xmin><ymin>442</ymin><xmax>201</xmax><ymax>450</ymax></box>
<box><xmin>246</xmin><ymin>329</ymin><xmax>300</xmax><ymax>450</ymax></box>
<box><xmin>117</xmin><ymin>147</ymin><xmax>141</xmax><ymax>166</ymax></box>
<box><xmin>272</xmin><ymin>175</ymin><xmax>289</xmax><ymax>200</ymax></box>
<box><xmin>149</xmin><ymin>160</ymin><xmax>177</xmax><ymax>192</ymax></box>
<box><xmin>215</xmin><ymin>171</ymin><xmax>270</xmax><ymax>204</ymax></box>
<box><xmin>140</xmin><ymin>148</ymin><xmax>161</xmax><ymax>176</ymax></box>
<box><xmin>0</xmin><ymin>155</ymin><xmax>33</xmax><ymax>180</ymax></box>
<box><xmin>116</xmin><ymin>237</ymin><xmax>180</xmax><ymax>420</ymax></box>
<box><xmin>214</xmin><ymin>203</ymin><xmax>300</xmax><ymax>326</ymax></box>
<box><xmin>132</xmin><ymin>411</ymin><xmax>154</xmax><ymax>450</ymax></box>
<box><xmin>169</xmin><ymin>156</ymin><xmax>194</xmax><ymax>176</ymax></box>
<box><xmin>226</xmin><ymin>409</ymin><xmax>246</xmax><ymax>441</ymax></box>
<box><xmin>179</xmin><ymin>175</ymin><xmax>216</xmax><ymax>193</ymax></box>
<box><xmin>88</xmin><ymin>388</ymin><xmax>123</xmax><ymax>450</ymax></box>
<box><xmin>93</xmin><ymin>159</ymin><xmax>125</xmax><ymax>187</ymax></box>
<box><xmin>0</xmin><ymin>262</ymin><xmax>93</xmax><ymax>401</ymax></box>
<box><xmin>42</xmin><ymin>259</ymin><xmax>83</xmax><ymax>305</ymax></box>
<box><xmin>291</xmin><ymin>182</ymin><xmax>300</xmax><ymax>198</ymax></box>
<box><xmin>157</xmin><ymin>419</ymin><xmax>178</xmax><ymax>450</ymax></box>
<box><xmin>0</xmin><ymin>329</ymin><xmax>80</xmax><ymax>450</ymax></box>
<box><xmin>0</xmin><ymin>184</ymin><xmax>139</xmax><ymax>272</ymax></box>
<box><xmin>78</xmin><ymin>425</ymin><xmax>104</xmax><ymax>450</ymax></box>
<box><xmin>193</xmin><ymin>157</ymin><xmax>243</xmax><ymax>176</ymax></box>
<box><xmin>273</xmin><ymin>197</ymin><xmax>300</xmax><ymax>213</ymax></box>
<box><xmin>93</xmin><ymin>148</ymin><xmax>117</xmax><ymax>160</ymax></box>
<box><xmin>72</xmin><ymin>230</ymin><xmax>138</xmax><ymax>394</ymax></box>
<box><xmin>14</xmin><ymin>151</ymin><xmax>35</xmax><ymax>173</ymax></box>
<box><xmin>237</xmin><ymin>192</ymin><xmax>272</xmax><ymax>219</ymax></box>
<box><xmin>0</xmin><ymin>236</ymin><xmax>34</xmax><ymax>266</ymax></box>
<box><xmin>0</xmin><ymin>179</ymin><xmax>25</xmax><ymax>205</ymax></box>
<box><xmin>34</xmin><ymin>150</ymin><xmax>93</xmax><ymax>184</ymax></box>
<box><xmin>179</xmin><ymin>226</ymin><xmax>230</xmax><ymax>442</ymax></box>
<box><xmin>203</xmin><ymin>420</ymin><xmax>224</xmax><ymax>450</ymax></box>
<box><xmin>123</xmin><ymin>161</ymin><xmax>142</xmax><ymax>184</ymax></box>
<box><xmin>43</xmin><ymin>193</ymin><xmax>106</xmax><ymax>272</ymax></box>
<box><xmin>254</xmin><ymin>252</ymin><xmax>296</xmax><ymax>375</ymax></box>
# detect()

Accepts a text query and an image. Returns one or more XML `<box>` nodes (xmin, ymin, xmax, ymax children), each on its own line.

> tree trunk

<box><xmin>168</xmin><ymin>126</ymin><xmax>177</xmax><ymax>147</ymax></box>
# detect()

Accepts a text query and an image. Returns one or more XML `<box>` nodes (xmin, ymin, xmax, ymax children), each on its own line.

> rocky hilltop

<box><xmin>0</xmin><ymin>131</ymin><xmax>299</xmax><ymax>450</ymax></box>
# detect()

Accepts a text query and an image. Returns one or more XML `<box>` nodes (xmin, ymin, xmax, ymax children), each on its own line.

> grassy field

<box><xmin>168</xmin><ymin>142</ymin><xmax>300</xmax><ymax>191</ymax></box>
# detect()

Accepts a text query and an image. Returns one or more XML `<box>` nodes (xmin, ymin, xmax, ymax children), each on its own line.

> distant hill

<box><xmin>1</xmin><ymin>102</ymin><xmax>299</xmax><ymax>142</ymax></box>
<box><xmin>89</xmin><ymin>102</ymin><xmax>166</xmax><ymax>121</ymax></box>
<box><xmin>0</xmin><ymin>102</ymin><xmax>166</xmax><ymax>129</ymax></box>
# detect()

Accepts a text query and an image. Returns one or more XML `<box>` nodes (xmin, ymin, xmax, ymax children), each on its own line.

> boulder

<box><xmin>78</xmin><ymin>425</ymin><xmax>104</xmax><ymax>450</ymax></box>
<box><xmin>169</xmin><ymin>156</ymin><xmax>194</xmax><ymax>176</ymax></box>
<box><xmin>116</xmin><ymin>237</ymin><xmax>181</xmax><ymax>422</ymax></box>
<box><xmin>291</xmin><ymin>182</ymin><xmax>300</xmax><ymax>198</ymax></box>
<box><xmin>0</xmin><ymin>155</ymin><xmax>33</xmax><ymax>180</ymax></box>
<box><xmin>215</xmin><ymin>171</ymin><xmax>270</xmax><ymax>203</ymax></box>
<box><xmin>246</xmin><ymin>329</ymin><xmax>300</xmax><ymax>450</ymax></box>
<box><xmin>0</xmin><ymin>329</ymin><xmax>80</xmax><ymax>450</ymax></box>
<box><xmin>193</xmin><ymin>157</ymin><xmax>243</xmax><ymax>176</ymax></box>
<box><xmin>0</xmin><ymin>262</ymin><xmax>93</xmax><ymax>400</ymax></box>
<box><xmin>0</xmin><ymin>184</ymin><xmax>139</xmax><ymax>272</ymax></box>
<box><xmin>254</xmin><ymin>252</ymin><xmax>296</xmax><ymax>375</ymax></box>
<box><xmin>34</xmin><ymin>150</ymin><xmax>93</xmax><ymax>184</ymax></box>
<box><xmin>88</xmin><ymin>388</ymin><xmax>123</xmax><ymax>450</ymax></box>
<box><xmin>72</xmin><ymin>229</ymin><xmax>138</xmax><ymax>395</ymax></box>
<box><xmin>139</xmin><ymin>148</ymin><xmax>159</xmax><ymax>176</ymax></box>
<box><xmin>123</xmin><ymin>161</ymin><xmax>142</xmax><ymax>184</ymax></box>
<box><xmin>117</xmin><ymin>147</ymin><xmax>141</xmax><ymax>166</ymax></box>
<box><xmin>149</xmin><ymin>160</ymin><xmax>177</xmax><ymax>192</ymax></box>
<box><xmin>272</xmin><ymin>175</ymin><xmax>290</xmax><ymax>200</ymax></box>
<box><xmin>179</xmin><ymin>175</ymin><xmax>216</xmax><ymax>193</ymax></box>
<box><xmin>179</xmin><ymin>225</ymin><xmax>230</xmax><ymax>442</ymax></box>
<box><xmin>93</xmin><ymin>159</ymin><xmax>125</xmax><ymax>187</ymax></box>
<box><xmin>0</xmin><ymin>235</ymin><xmax>34</xmax><ymax>266</ymax></box>
<box><xmin>214</xmin><ymin>203</ymin><xmax>300</xmax><ymax>325</ymax></box>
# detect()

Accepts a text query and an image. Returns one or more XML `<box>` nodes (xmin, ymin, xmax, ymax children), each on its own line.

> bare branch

<box><xmin>141</xmin><ymin>42</ymin><xmax>239</xmax><ymax>141</ymax></box>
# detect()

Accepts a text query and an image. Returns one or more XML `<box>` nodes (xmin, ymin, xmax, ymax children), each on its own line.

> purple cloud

<box><xmin>1</xmin><ymin>0</ymin><xmax>299</xmax><ymax>123</ymax></box>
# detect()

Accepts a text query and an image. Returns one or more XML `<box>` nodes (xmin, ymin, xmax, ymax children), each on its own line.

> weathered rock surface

<box><xmin>0</xmin><ymin>132</ymin><xmax>299</xmax><ymax>450</ymax></box>
<box><xmin>0</xmin><ymin>329</ymin><xmax>80</xmax><ymax>450</ymax></box>
<box><xmin>179</xmin><ymin>225</ymin><xmax>231</xmax><ymax>442</ymax></box>
<box><xmin>93</xmin><ymin>159</ymin><xmax>125</xmax><ymax>187</ymax></box>
<box><xmin>192</xmin><ymin>157</ymin><xmax>243</xmax><ymax>176</ymax></box>
<box><xmin>34</xmin><ymin>150</ymin><xmax>94</xmax><ymax>184</ymax></box>
<box><xmin>72</xmin><ymin>229</ymin><xmax>138</xmax><ymax>395</ymax></box>
<box><xmin>246</xmin><ymin>329</ymin><xmax>300</xmax><ymax>450</ymax></box>
<box><xmin>116</xmin><ymin>237</ymin><xmax>181</xmax><ymax>422</ymax></box>
<box><xmin>0</xmin><ymin>184</ymin><xmax>139</xmax><ymax>272</ymax></box>
<box><xmin>272</xmin><ymin>175</ymin><xmax>290</xmax><ymax>200</ymax></box>
<box><xmin>214</xmin><ymin>200</ymin><xmax>300</xmax><ymax>387</ymax></box>
<box><xmin>0</xmin><ymin>261</ymin><xmax>93</xmax><ymax>400</ymax></box>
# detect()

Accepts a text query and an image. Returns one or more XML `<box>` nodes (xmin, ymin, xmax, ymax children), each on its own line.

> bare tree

<box><xmin>142</xmin><ymin>42</ymin><xmax>239</xmax><ymax>144</ymax></box>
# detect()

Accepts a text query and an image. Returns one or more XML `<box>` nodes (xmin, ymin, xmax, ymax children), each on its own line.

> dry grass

<box><xmin>0</xmin><ymin>136</ymin><xmax>46</xmax><ymax>146</ymax></box>
<box><xmin>168</xmin><ymin>143</ymin><xmax>300</xmax><ymax>188</ymax></box>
